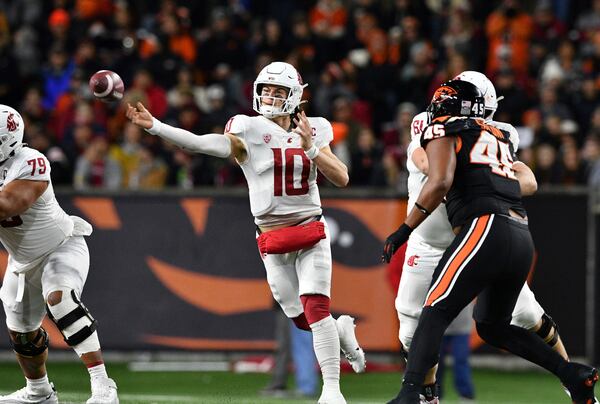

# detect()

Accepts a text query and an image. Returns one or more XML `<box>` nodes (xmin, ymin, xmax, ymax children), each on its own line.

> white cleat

<box><xmin>318</xmin><ymin>390</ymin><xmax>347</xmax><ymax>404</ymax></box>
<box><xmin>0</xmin><ymin>384</ymin><xmax>58</xmax><ymax>404</ymax></box>
<box><xmin>86</xmin><ymin>378</ymin><xmax>119</xmax><ymax>404</ymax></box>
<box><xmin>336</xmin><ymin>315</ymin><xmax>366</xmax><ymax>373</ymax></box>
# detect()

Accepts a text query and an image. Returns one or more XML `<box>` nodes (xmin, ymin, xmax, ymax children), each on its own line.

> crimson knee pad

<box><xmin>300</xmin><ymin>294</ymin><xmax>330</xmax><ymax>325</ymax></box>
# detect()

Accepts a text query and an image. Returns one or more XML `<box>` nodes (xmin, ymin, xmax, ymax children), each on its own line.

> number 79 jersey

<box><xmin>0</xmin><ymin>147</ymin><xmax>78</xmax><ymax>272</ymax></box>
<box><xmin>225</xmin><ymin>114</ymin><xmax>333</xmax><ymax>226</ymax></box>
<box><xmin>421</xmin><ymin>116</ymin><xmax>526</xmax><ymax>228</ymax></box>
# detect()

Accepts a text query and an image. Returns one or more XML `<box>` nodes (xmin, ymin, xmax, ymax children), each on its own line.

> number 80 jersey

<box><xmin>226</xmin><ymin>114</ymin><xmax>333</xmax><ymax>227</ymax></box>
<box><xmin>421</xmin><ymin>116</ymin><xmax>527</xmax><ymax>228</ymax></box>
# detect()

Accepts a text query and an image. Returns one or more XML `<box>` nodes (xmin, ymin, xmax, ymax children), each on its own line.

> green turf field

<box><xmin>0</xmin><ymin>362</ymin><xmax>570</xmax><ymax>403</ymax></box>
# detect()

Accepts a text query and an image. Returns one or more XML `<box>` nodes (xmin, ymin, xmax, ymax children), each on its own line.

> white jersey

<box><xmin>406</xmin><ymin>113</ymin><xmax>521</xmax><ymax>250</ymax></box>
<box><xmin>226</xmin><ymin>115</ymin><xmax>333</xmax><ymax>227</ymax></box>
<box><xmin>406</xmin><ymin>112</ymin><xmax>454</xmax><ymax>250</ymax></box>
<box><xmin>0</xmin><ymin>147</ymin><xmax>91</xmax><ymax>273</ymax></box>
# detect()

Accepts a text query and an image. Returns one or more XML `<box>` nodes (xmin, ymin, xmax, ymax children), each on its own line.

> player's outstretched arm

<box><xmin>513</xmin><ymin>161</ymin><xmax>537</xmax><ymax>196</ymax></box>
<box><xmin>126</xmin><ymin>102</ymin><xmax>247</xmax><ymax>161</ymax></box>
<box><xmin>294</xmin><ymin>111</ymin><xmax>349</xmax><ymax>187</ymax></box>
<box><xmin>0</xmin><ymin>180</ymin><xmax>47</xmax><ymax>220</ymax></box>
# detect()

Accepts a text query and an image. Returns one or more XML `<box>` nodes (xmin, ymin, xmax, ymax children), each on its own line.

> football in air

<box><xmin>89</xmin><ymin>70</ymin><xmax>125</xmax><ymax>102</ymax></box>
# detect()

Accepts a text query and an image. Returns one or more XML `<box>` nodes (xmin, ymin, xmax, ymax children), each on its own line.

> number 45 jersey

<box><xmin>226</xmin><ymin>114</ymin><xmax>333</xmax><ymax>227</ymax></box>
<box><xmin>0</xmin><ymin>147</ymin><xmax>91</xmax><ymax>273</ymax></box>
<box><xmin>421</xmin><ymin>116</ymin><xmax>527</xmax><ymax>228</ymax></box>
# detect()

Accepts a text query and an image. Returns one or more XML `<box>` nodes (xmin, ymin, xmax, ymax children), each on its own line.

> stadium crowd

<box><xmin>0</xmin><ymin>0</ymin><xmax>599</xmax><ymax>190</ymax></box>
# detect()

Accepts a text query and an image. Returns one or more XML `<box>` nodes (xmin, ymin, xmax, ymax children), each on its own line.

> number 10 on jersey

<box><xmin>272</xmin><ymin>148</ymin><xmax>310</xmax><ymax>196</ymax></box>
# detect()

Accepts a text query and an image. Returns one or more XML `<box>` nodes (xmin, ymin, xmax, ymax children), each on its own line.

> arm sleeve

<box><xmin>16</xmin><ymin>152</ymin><xmax>52</xmax><ymax>181</ymax></box>
<box><xmin>146</xmin><ymin>118</ymin><xmax>232</xmax><ymax>158</ymax></box>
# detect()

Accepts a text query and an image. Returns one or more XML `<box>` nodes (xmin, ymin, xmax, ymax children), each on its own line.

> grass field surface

<box><xmin>0</xmin><ymin>362</ymin><xmax>571</xmax><ymax>403</ymax></box>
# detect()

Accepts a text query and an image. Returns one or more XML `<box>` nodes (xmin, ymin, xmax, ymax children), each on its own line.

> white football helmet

<box><xmin>453</xmin><ymin>71</ymin><xmax>504</xmax><ymax>120</ymax></box>
<box><xmin>0</xmin><ymin>105</ymin><xmax>24</xmax><ymax>162</ymax></box>
<box><xmin>253</xmin><ymin>62</ymin><xmax>307</xmax><ymax>118</ymax></box>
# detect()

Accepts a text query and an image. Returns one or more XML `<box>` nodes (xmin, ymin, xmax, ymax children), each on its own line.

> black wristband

<box><xmin>414</xmin><ymin>202</ymin><xmax>431</xmax><ymax>216</ymax></box>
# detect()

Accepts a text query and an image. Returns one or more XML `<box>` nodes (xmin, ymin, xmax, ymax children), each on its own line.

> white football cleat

<box><xmin>336</xmin><ymin>315</ymin><xmax>366</xmax><ymax>373</ymax></box>
<box><xmin>0</xmin><ymin>383</ymin><xmax>58</xmax><ymax>404</ymax></box>
<box><xmin>86</xmin><ymin>378</ymin><xmax>119</xmax><ymax>404</ymax></box>
<box><xmin>318</xmin><ymin>390</ymin><xmax>347</xmax><ymax>404</ymax></box>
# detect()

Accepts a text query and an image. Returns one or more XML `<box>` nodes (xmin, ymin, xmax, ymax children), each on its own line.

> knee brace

<box><xmin>10</xmin><ymin>327</ymin><xmax>49</xmax><ymax>357</ymax></box>
<box><xmin>300</xmin><ymin>294</ymin><xmax>330</xmax><ymax>325</ymax></box>
<box><xmin>535</xmin><ymin>313</ymin><xmax>560</xmax><ymax>347</ymax></box>
<box><xmin>46</xmin><ymin>289</ymin><xmax>97</xmax><ymax>347</ymax></box>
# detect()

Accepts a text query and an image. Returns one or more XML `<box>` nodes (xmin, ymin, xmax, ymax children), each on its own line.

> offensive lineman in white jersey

<box><xmin>394</xmin><ymin>71</ymin><xmax>568</xmax><ymax>403</ymax></box>
<box><xmin>0</xmin><ymin>106</ymin><xmax>118</xmax><ymax>404</ymax></box>
<box><xmin>126</xmin><ymin>61</ymin><xmax>365</xmax><ymax>404</ymax></box>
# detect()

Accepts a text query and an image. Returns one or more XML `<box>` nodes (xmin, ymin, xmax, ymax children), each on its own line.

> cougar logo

<box><xmin>6</xmin><ymin>113</ymin><xmax>18</xmax><ymax>132</ymax></box>
<box><xmin>407</xmin><ymin>255</ymin><xmax>419</xmax><ymax>267</ymax></box>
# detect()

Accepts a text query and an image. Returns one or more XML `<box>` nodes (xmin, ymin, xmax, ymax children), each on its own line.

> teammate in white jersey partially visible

<box><xmin>394</xmin><ymin>71</ymin><xmax>568</xmax><ymax>403</ymax></box>
<box><xmin>126</xmin><ymin>61</ymin><xmax>365</xmax><ymax>404</ymax></box>
<box><xmin>0</xmin><ymin>106</ymin><xmax>118</xmax><ymax>404</ymax></box>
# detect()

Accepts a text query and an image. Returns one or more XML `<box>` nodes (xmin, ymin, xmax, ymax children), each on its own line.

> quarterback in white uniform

<box><xmin>0</xmin><ymin>106</ymin><xmax>118</xmax><ymax>404</ymax></box>
<box><xmin>395</xmin><ymin>71</ymin><xmax>568</xmax><ymax>403</ymax></box>
<box><xmin>126</xmin><ymin>61</ymin><xmax>365</xmax><ymax>404</ymax></box>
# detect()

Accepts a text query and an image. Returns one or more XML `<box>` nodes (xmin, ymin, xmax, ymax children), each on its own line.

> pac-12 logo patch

<box><xmin>263</xmin><ymin>134</ymin><xmax>271</xmax><ymax>144</ymax></box>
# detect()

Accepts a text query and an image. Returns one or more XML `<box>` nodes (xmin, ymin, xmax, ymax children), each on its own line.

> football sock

<box><xmin>26</xmin><ymin>374</ymin><xmax>52</xmax><ymax>394</ymax></box>
<box><xmin>476</xmin><ymin>321</ymin><xmax>567</xmax><ymax>376</ymax></box>
<box><xmin>88</xmin><ymin>362</ymin><xmax>108</xmax><ymax>381</ymax></box>
<box><xmin>310</xmin><ymin>315</ymin><xmax>341</xmax><ymax>392</ymax></box>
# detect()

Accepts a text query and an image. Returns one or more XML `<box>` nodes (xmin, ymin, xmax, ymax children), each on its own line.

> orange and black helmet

<box><xmin>427</xmin><ymin>80</ymin><xmax>485</xmax><ymax>119</ymax></box>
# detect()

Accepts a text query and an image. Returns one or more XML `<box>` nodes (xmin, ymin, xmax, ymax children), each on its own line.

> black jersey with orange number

<box><xmin>421</xmin><ymin>116</ymin><xmax>526</xmax><ymax>228</ymax></box>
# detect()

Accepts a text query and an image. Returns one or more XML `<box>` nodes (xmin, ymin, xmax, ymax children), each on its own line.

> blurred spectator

<box><xmin>534</xmin><ymin>143</ymin><xmax>562</xmax><ymax>185</ymax></box>
<box><xmin>575</xmin><ymin>0</ymin><xmax>600</xmax><ymax>41</ymax></box>
<box><xmin>309</xmin><ymin>0</ymin><xmax>348</xmax><ymax>67</ymax></box>
<box><xmin>558</xmin><ymin>140</ymin><xmax>588</xmax><ymax>185</ymax></box>
<box><xmin>582</xmin><ymin>135</ymin><xmax>600</xmax><ymax>186</ymax></box>
<box><xmin>124</xmin><ymin>69</ymin><xmax>168</xmax><ymax>119</ymax></box>
<box><xmin>350</xmin><ymin>127</ymin><xmax>386</xmax><ymax>186</ymax></box>
<box><xmin>485</xmin><ymin>0</ymin><xmax>533</xmax><ymax>75</ymax></box>
<box><xmin>42</xmin><ymin>45</ymin><xmax>76</xmax><ymax>110</ymax></box>
<box><xmin>331</xmin><ymin>97</ymin><xmax>364</xmax><ymax>156</ymax></box>
<box><xmin>381</xmin><ymin>102</ymin><xmax>416</xmax><ymax>148</ymax></box>
<box><xmin>110</xmin><ymin>122</ymin><xmax>145</xmax><ymax>187</ymax></box>
<box><xmin>128</xmin><ymin>147</ymin><xmax>168</xmax><ymax>189</ymax></box>
<box><xmin>492</xmin><ymin>68</ymin><xmax>531</xmax><ymax>125</ymax></box>
<box><xmin>74</xmin><ymin>136</ymin><xmax>122</xmax><ymax>189</ymax></box>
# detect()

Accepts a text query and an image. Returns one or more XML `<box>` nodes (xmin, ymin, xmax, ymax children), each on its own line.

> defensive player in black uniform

<box><xmin>382</xmin><ymin>80</ymin><xmax>598</xmax><ymax>404</ymax></box>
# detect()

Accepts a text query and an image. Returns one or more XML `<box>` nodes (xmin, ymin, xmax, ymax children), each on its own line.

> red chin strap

<box><xmin>300</xmin><ymin>294</ymin><xmax>331</xmax><ymax>325</ymax></box>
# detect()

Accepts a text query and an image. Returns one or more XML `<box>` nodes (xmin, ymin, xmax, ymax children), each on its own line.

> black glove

<box><xmin>382</xmin><ymin>223</ymin><xmax>413</xmax><ymax>263</ymax></box>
